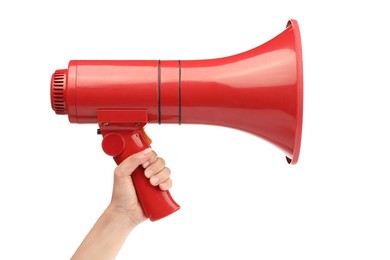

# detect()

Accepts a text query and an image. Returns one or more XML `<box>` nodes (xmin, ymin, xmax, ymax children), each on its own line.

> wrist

<box><xmin>106</xmin><ymin>202</ymin><xmax>146</xmax><ymax>228</ymax></box>
<box><xmin>104</xmin><ymin>205</ymin><xmax>140</xmax><ymax>231</ymax></box>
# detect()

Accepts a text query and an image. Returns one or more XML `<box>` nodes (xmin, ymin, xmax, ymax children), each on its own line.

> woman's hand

<box><xmin>109</xmin><ymin>148</ymin><xmax>173</xmax><ymax>225</ymax></box>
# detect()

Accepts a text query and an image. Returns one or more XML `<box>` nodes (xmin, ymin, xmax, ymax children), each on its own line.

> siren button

<box><xmin>101</xmin><ymin>133</ymin><xmax>126</xmax><ymax>157</ymax></box>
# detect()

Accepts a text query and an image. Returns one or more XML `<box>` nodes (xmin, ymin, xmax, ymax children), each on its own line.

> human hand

<box><xmin>108</xmin><ymin>148</ymin><xmax>172</xmax><ymax>226</ymax></box>
<box><xmin>71</xmin><ymin>148</ymin><xmax>172</xmax><ymax>260</ymax></box>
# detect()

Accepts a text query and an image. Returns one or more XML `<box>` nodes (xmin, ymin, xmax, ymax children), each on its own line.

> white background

<box><xmin>1</xmin><ymin>0</ymin><xmax>389</xmax><ymax>259</ymax></box>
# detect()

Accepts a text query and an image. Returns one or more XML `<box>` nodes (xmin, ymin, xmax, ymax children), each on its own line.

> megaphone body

<box><xmin>50</xmin><ymin>19</ymin><xmax>303</xmax><ymax>221</ymax></box>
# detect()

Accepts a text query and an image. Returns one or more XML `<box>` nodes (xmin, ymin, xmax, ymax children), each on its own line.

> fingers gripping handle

<box><xmin>101</xmin><ymin>130</ymin><xmax>180</xmax><ymax>221</ymax></box>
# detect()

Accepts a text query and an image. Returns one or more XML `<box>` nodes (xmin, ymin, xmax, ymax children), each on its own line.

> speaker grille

<box><xmin>51</xmin><ymin>70</ymin><xmax>67</xmax><ymax>114</ymax></box>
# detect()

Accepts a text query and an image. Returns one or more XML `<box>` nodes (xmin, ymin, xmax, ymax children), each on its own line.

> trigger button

<box><xmin>140</xmin><ymin>128</ymin><xmax>152</xmax><ymax>144</ymax></box>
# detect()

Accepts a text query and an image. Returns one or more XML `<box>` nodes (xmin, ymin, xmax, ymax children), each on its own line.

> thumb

<box><xmin>114</xmin><ymin>148</ymin><xmax>153</xmax><ymax>178</ymax></box>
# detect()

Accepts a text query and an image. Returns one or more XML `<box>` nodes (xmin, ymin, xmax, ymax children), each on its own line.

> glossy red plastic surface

<box><xmin>51</xmin><ymin>19</ymin><xmax>303</xmax><ymax>220</ymax></box>
<box><xmin>181</xmin><ymin>19</ymin><xmax>303</xmax><ymax>163</ymax></box>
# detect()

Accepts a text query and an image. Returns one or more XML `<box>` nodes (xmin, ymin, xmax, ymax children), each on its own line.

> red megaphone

<box><xmin>50</xmin><ymin>19</ymin><xmax>303</xmax><ymax>221</ymax></box>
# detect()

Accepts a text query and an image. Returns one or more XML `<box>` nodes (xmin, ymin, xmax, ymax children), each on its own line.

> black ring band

<box><xmin>158</xmin><ymin>60</ymin><xmax>161</xmax><ymax>124</ymax></box>
<box><xmin>178</xmin><ymin>60</ymin><xmax>182</xmax><ymax>125</ymax></box>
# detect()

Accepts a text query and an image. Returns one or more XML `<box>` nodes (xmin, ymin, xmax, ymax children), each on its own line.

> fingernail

<box><xmin>160</xmin><ymin>183</ymin><xmax>168</xmax><ymax>190</ymax></box>
<box><xmin>150</xmin><ymin>177</ymin><xmax>159</xmax><ymax>185</ymax></box>
<box><xmin>145</xmin><ymin>170</ymin><xmax>153</xmax><ymax>178</ymax></box>
<box><xmin>141</xmin><ymin>148</ymin><xmax>152</xmax><ymax>156</ymax></box>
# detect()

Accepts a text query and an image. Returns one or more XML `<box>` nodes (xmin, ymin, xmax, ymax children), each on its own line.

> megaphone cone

<box><xmin>178</xmin><ymin>19</ymin><xmax>303</xmax><ymax>163</ymax></box>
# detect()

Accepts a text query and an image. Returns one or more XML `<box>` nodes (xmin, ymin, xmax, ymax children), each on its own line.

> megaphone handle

<box><xmin>101</xmin><ymin>129</ymin><xmax>180</xmax><ymax>221</ymax></box>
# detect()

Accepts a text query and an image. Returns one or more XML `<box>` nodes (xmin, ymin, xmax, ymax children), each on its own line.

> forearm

<box><xmin>71</xmin><ymin>206</ymin><xmax>137</xmax><ymax>260</ymax></box>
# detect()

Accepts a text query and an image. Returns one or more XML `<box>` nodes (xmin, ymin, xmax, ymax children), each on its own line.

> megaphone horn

<box><xmin>178</xmin><ymin>19</ymin><xmax>303</xmax><ymax>164</ymax></box>
<box><xmin>50</xmin><ymin>19</ymin><xmax>303</xmax><ymax>221</ymax></box>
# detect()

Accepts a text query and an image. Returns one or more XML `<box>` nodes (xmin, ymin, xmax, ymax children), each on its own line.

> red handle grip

<box><xmin>102</xmin><ymin>130</ymin><xmax>180</xmax><ymax>221</ymax></box>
